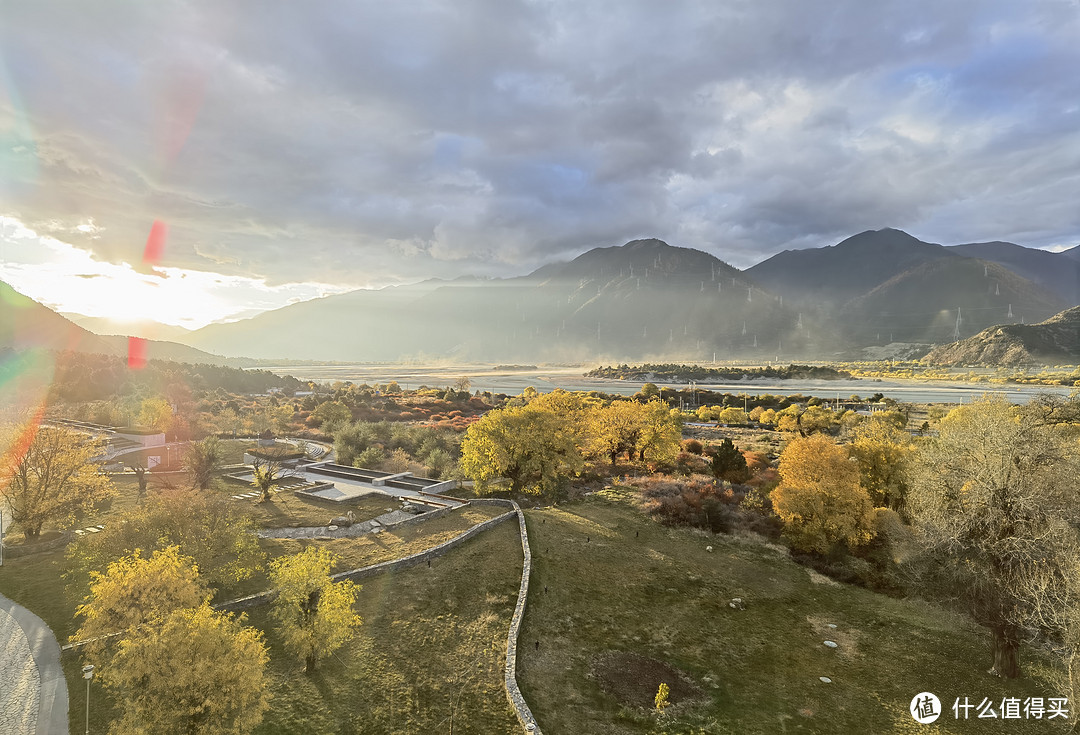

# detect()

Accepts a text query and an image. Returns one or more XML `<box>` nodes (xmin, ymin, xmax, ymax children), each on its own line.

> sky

<box><xmin>1</xmin><ymin>0</ymin><xmax>1079</xmax><ymax>328</ymax></box>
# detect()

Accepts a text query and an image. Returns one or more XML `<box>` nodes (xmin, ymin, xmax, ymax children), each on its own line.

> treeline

<box><xmin>43</xmin><ymin>350</ymin><xmax>304</xmax><ymax>403</ymax></box>
<box><xmin>587</xmin><ymin>363</ymin><xmax>852</xmax><ymax>381</ymax></box>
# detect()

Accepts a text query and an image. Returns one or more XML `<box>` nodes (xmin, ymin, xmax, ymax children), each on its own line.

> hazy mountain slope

<box><xmin>61</xmin><ymin>313</ymin><xmax>195</xmax><ymax>343</ymax></box>
<box><xmin>181</xmin><ymin>238</ymin><xmax>831</xmax><ymax>362</ymax></box>
<box><xmin>946</xmin><ymin>241</ymin><xmax>1080</xmax><ymax>303</ymax></box>
<box><xmin>745</xmin><ymin>228</ymin><xmax>955</xmax><ymax>306</ymax></box>
<box><xmin>0</xmin><ymin>281</ymin><xmax>234</xmax><ymax>365</ymax></box>
<box><xmin>923</xmin><ymin>306</ymin><xmax>1080</xmax><ymax>366</ymax></box>
<box><xmin>840</xmin><ymin>257</ymin><xmax>1066</xmax><ymax>344</ymax></box>
<box><xmin>0</xmin><ymin>281</ymin><xmax>113</xmax><ymax>354</ymax></box>
<box><xmin>177</xmin><ymin>233</ymin><xmax>1076</xmax><ymax>363</ymax></box>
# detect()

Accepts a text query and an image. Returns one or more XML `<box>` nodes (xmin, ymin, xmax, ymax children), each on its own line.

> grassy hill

<box><xmin>518</xmin><ymin>493</ymin><xmax>1066</xmax><ymax>734</ymax></box>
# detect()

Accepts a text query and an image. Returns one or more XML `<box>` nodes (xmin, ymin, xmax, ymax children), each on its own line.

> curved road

<box><xmin>0</xmin><ymin>593</ymin><xmax>68</xmax><ymax>734</ymax></box>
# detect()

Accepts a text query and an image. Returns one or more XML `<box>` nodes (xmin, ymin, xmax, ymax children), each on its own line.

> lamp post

<box><xmin>82</xmin><ymin>664</ymin><xmax>94</xmax><ymax>734</ymax></box>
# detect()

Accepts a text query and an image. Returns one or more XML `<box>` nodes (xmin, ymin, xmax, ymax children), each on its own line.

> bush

<box><xmin>354</xmin><ymin>446</ymin><xmax>386</xmax><ymax>469</ymax></box>
<box><xmin>682</xmin><ymin>439</ymin><xmax>704</xmax><ymax>455</ymax></box>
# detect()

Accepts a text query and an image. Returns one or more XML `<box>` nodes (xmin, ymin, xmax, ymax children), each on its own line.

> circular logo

<box><xmin>910</xmin><ymin>692</ymin><xmax>941</xmax><ymax>724</ymax></box>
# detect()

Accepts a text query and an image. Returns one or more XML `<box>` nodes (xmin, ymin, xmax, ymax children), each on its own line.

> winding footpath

<box><xmin>0</xmin><ymin>592</ymin><xmax>68</xmax><ymax>735</ymax></box>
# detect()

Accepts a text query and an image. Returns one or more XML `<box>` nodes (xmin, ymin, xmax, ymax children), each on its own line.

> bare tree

<box><xmin>907</xmin><ymin>396</ymin><xmax>1080</xmax><ymax>679</ymax></box>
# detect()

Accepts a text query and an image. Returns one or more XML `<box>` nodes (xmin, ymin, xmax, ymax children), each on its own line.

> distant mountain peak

<box><xmin>623</xmin><ymin>238</ymin><xmax>672</xmax><ymax>251</ymax></box>
<box><xmin>834</xmin><ymin>228</ymin><xmax>935</xmax><ymax>250</ymax></box>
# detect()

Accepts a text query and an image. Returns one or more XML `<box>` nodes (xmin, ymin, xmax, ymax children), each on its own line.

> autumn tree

<box><xmin>906</xmin><ymin>396</ymin><xmax>1080</xmax><ymax>679</ymax></box>
<box><xmin>460</xmin><ymin>401</ymin><xmax>583</xmax><ymax>496</ymax></box>
<box><xmin>716</xmin><ymin>407</ymin><xmax>748</xmax><ymax>425</ymax></box>
<box><xmin>1</xmin><ymin>425</ymin><xmax>114</xmax><ymax>540</ymax></box>
<box><xmin>184</xmin><ymin>436</ymin><xmax>223</xmax><ymax>490</ymax></box>
<box><xmin>588</xmin><ymin>400</ymin><xmax>646</xmax><ymax>465</ymax></box>
<box><xmin>103</xmin><ymin>603</ymin><xmax>270</xmax><ymax>735</ymax></box>
<box><xmin>312</xmin><ymin>400</ymin><xmax>351</xmax><ymax>431</ymax></box>
<box><xmin>270</xmin><ymin>546</ymin><xmax>361</xmax><ymax>672</ymax></box>
<box><xmin>634</xmin><ymin>400</ymin><xmax>682</xmax><ymax>465</ymax></box>
<box><xmin>66</xmin><ymin>487</ymin><xmax>263</xmax><ymax>598</ymax></box>
<box><xmin>771</xmin><ymin>434</ymin><xmax>876</xmax><ymax>554</ymax></box>
<box><xmin>848</xmin><ymin>416</ymin><xmax>914</xmax><ymax>513</ymax></box>
<box><xmin>138</xmin><ymin>397</ymin><xmax>175</xmax><ymax>434</ymax></box>
<box><xmin>74</xmin><ymin>546</ymin><xmax>209</xmax><ymax>651</ymax></box>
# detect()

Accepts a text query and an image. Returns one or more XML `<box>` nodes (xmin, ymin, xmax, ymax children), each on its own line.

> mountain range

<box><xmin>0</xmin><ymin>281</ymin><xmax>241</xmax><ymax>366</ymax></box>
<box><xmin>6</xmin><ymin>228</ymin><xmax>1079</xmax><ymax>364</ymax></box>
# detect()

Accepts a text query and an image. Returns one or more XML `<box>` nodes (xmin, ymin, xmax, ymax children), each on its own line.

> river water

<box><xmin>262</xmin><ymin>364</ymin><xmax>1076</xmax><ymax>405</ymax></box>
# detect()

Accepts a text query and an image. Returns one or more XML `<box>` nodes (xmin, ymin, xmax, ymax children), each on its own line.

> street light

<box><xmin>82</xmin><ymin>664</ymin><xmax>94</xmax><ymax>734</ymax></box>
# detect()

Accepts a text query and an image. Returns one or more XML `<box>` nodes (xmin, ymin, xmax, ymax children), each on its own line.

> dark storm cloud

<box><xmin>2</xmin><ymin>0</ymin><xmax>1079</xmax><ymax>285</ymax></box>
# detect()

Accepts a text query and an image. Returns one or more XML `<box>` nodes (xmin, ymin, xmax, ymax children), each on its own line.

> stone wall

<box><xmin>445</xmin><ymin>497</ymin><xmax>543</xmax><ymax>732</ymax></box>
<box><xmin>214</xmin><ymin>496</ymin><xmax>546</xmax><ymax>734</ymax></box>
<box><xmin>502</xmin><ymin>504</ymin><xmax>543</xmax><ymax>734</ymax></box>
<box><xmin>331</xmin><ymin>511</ymin><xmax>514</xmax><ymax>584</ymax></box>
<box><xmin>214</xmin><ymin>511</ymin><xmax>516</xmax><ymax>613</ymax></box>
<box><xmin>1</xmin><ymin>531</ymin><xmax>73</xmax><ymax>559</ymax></box>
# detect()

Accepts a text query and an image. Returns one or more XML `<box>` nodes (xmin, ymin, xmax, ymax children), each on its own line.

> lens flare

<box><xmin>0</xmin><ymin>350</ymin><xmax>54</xmax><ymax>477</ymax></box>
<box><xmin>128</xmin><ymin>336</ymin><xmax>148</xmax><ymax>369</ymax></box>
<box><xmin>142</xmin><ymin>220</ymin><xmax>169</xmax><ymax>266</ymax></box>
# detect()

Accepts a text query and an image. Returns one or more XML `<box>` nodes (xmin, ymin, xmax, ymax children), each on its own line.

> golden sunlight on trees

<box><xmin>74</xmin><ymin>546</ymin><xmax>208</xmax><ymax>651</ymax></box>
<box><xmin>74</xmin><ymin>547</ymin><xmax>270</xmax><ymax>733</ymax></box>
<box><xmin>462</xmin><ymin>392</ymin><xmax>681</xmax><ymax>496</ymax></box>
<box><xmin>66</xmin><ymin>487</ymin><xmax>263</xmax><ymax>596</ymax></box>
<box><xmin>138</xmin><ymin>397</ymin><xmax>175</xmax><ymax>434</ymax></box>
<box><xmin>907</xmin><ymin>396</ymin><xmax>1080</xmax><ymax>679</ymax></box>
<box><xmin>270</xmin><ymin>546</ymin><xmax>361</xmax><ymax>673</ymax></box>
<box><xmin>104</xmin><ymin>604</ymin><xmax>270</xmax><ymax>735</ymax></box>
<box><xmin>847</xmin><ymin>416</ymin><xmax>914</xmax><ymax>513</ymax></box>
<box><xmin>1</xmin><ymin>425</ymin><xmax>114</xmax><ymax>540</ymax></box>
<box><xmin>771</xmin><ymin>434</ymin><xmax>875</xmax><ymax>554</ymax></box>
<box><xmin>460</xmin><ymin>401</ymin><xmax>584</xmax><ymax>496</ymax></box>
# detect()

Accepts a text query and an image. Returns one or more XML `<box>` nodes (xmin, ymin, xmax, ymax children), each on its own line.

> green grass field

<box><xmin>1</xmin><ymin>519</ymin><xmax>522</xmax><ymax>734</ymax></box>
<box><xmin>517</xmin><ymin>495</ymin><xmax>1070</xmax><ymax>734</ymax></box>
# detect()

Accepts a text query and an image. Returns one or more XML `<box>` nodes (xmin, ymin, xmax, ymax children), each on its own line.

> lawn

<box><xmin>0</xmin><ymin>496</ymin><xmax>518</xmax><ymax>734</ymax></box>
<box><xmin>517</xmin><ymin>495</ymin><xmax>1070</xmax><ymax>734</ymax></box>
<box><xmin>58</xmin><ymin>520</ymin><xmax>523</xmax><ymax>735</ymax></box>
<box><xmin>215</xmin><ymin>503</ymin><xmax>512</xmax><ymax>601</ymax></box>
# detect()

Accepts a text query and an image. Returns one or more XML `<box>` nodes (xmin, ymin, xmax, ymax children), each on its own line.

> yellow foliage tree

<box><xmin>1</xmin><ymin>425</ymin><xmax>114</xmax><ymax>540</ymax></box>
<box><xmin>848</xmin><ymin>416</ymin><xmax>914</xmax><ymax>511</ymax></box>
<box><xmin>269</xmin><ymin>546</ymin><xmax>361</xmax><ymax>672</ymax></box>
<box><xmin>74</xmin><ymin>546</ymin><xmax>209</xmax><ymax>653</ymax></box>
<box><xmin>771</xmin><ymin>434</ymin><xmax>876</xmax><ymax>554</ymax></box>
<box><xmin>103</xmin><ymin>603</ymin><xmax>270</xmax><ymax>735</ymax></box>
<box><xmin>655</xmin><ymin>682</ymin><xmax>671</xmax><ymax>711</ymax></box>
<box><xmin>66</xmin><ymin>488</ymin><xmax>263</xmax><ymax>599</ymax></box>
<box><xmin>588</xmin><ymin>400</ymin><xmax>646</xmax><ymax>464</ymax></box>
<box><xmin>636</xmin><ymin>402</ymin><xmax>682</xmax><ymax>465</ymax></box>
<box><xmin>460</xmin><ymin>401</ymin><xmax>583</xmax><ymax>496</ymax></box>
<box><xmin>138</xmin><ymin>397</ymin><xmax>175</xmax><ymax>434</ymax></box>
<box><xmin>717</xmin><ymin>407</ymin><xmax>749</xmax><ymax>425</ymax></box>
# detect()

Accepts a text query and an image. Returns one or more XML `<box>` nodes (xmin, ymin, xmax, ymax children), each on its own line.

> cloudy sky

<box><xmin>2</xmin><ymin>0</ymin><xmax>1079</xmax><ymax>327</ymax></box>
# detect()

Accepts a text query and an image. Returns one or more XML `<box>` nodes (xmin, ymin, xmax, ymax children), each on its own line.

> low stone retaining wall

<box><xmin>1</xmin><ymin>531</ymin><xmax>73</xmax><ymax>559</ymax></box>
<box><xmin>214</xmin><ymin>511</ymin><xmax>516</xmax><ymax>613</ymax></box>
<box><xmin>214</xmin><ymin>495</ymin><xmax>544</xmax><ymax>734</ymax></box>
<box><xmin>503</xmin><ymin>504</ymin><xmax>543</xmax><ymax>734</ymax></box>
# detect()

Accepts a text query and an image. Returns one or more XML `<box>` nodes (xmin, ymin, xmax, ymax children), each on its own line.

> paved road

<box><xmin>0</xmin><ymin>593</ymin><xmax>68</xmax><ymax>735</ymax></box>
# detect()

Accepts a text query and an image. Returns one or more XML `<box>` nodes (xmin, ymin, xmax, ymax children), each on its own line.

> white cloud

<box><xmin>0</xmin><ymin>217</ymin><xmax>350</xmax><ymax>327</ymax></box>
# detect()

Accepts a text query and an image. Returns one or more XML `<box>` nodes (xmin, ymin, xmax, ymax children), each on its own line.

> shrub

<box><xmin>682</xmin><ymin>439</ymin><xmax>704</xmax><ymax>455</ymax></box>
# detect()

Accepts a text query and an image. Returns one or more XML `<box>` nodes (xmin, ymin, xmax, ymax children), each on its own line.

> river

<box><xmin>260</xmin><ymin>363</ymin><xmax>1076</xmax><ymax>405</ymax></box>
